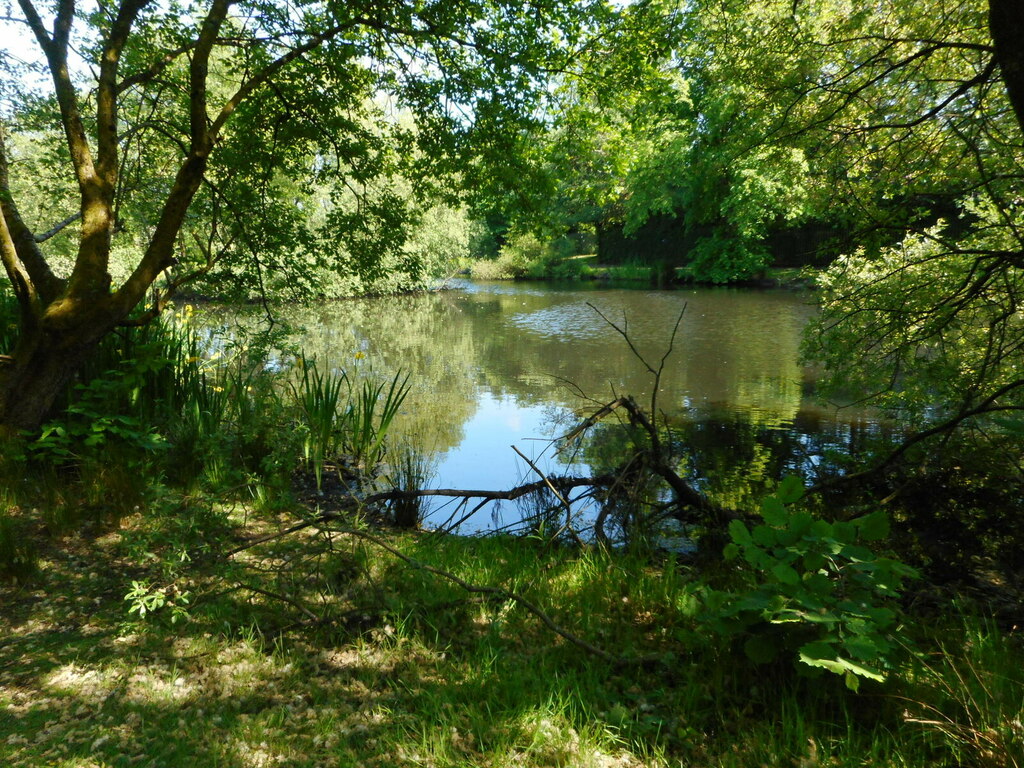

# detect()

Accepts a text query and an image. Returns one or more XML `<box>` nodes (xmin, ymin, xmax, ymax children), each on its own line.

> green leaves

<box><xmin>701</xmin><ymin>477</ymin><xmax>916</xmax><ymax>688</ymax></box>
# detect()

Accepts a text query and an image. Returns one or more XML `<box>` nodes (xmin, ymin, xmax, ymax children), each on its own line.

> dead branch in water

<box><xmin>562</xmin><ymin>394</ymin><xmax>727</xmax><ymax>524</ymax></box>
<box><xmin>226</xmin><ymin>474</ymin><xmax>616</xmax><ymax>557</ymax></box>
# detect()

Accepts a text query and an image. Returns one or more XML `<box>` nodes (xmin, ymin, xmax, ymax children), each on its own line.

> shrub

<box><xmin>700</xmin><ymin>476</ymin><xmax>918</xmax><ymax>690</ymax></box>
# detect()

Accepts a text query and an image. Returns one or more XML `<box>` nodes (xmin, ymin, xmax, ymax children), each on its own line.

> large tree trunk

<box><xmin>0</xmin><ymin>315</ymin><xmax>119</xmax><ymax>434</ymax></box>
<box><xmin>990</xmin><ymin>0</ymin><xmax>1024</xmax><ymax>134</ymax></box>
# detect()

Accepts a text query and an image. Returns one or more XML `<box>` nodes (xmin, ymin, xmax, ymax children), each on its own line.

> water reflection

<box><xmin>220</xmin><ymin>280</ymin><xmax>872</xmax><ymax>531</ymax></box>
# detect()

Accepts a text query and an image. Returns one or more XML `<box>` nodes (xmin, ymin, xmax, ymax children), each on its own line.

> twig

<box><xmin>559</xmin><ymin>397</ymin><xmax>631</xmax><ymax>442</ymax></box>
<box><xmin>327</xmin><ymin>525</ymin><xmax>662</xmax><ymax>667</ymax></box>
<box><xmin>587</xmin><ymin>302</ymin><xmax>658</xmax><ymax>376</ymax></box>
<box><xmin>512</xmin><ymin>444</ymin><xmax>585</xmax><ymax>547</ymax></box>
<box><xmin>559</xmin><ymin>396</ymin><xmax>724</xmax><ymax>519</ymax></box>
<box><xmin>236</xmin><ymin>582</ymin><xmax>320</xmax><ymax>622</ymax></box>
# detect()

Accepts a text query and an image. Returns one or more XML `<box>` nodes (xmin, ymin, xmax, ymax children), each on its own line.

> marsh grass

<box><xmin>382</xmin><ymin>443</ymin><xmax>436</xmax><ymax>529</ymax></box>
<box><xmin>346</xmin><ymin>371</ymin><xmax>410</xmax><ymax>469</ymax></box>
<box><xmin>291</xmin><ymin>355</ymin><xmax>348</xmax><ymax>491</ymax></box>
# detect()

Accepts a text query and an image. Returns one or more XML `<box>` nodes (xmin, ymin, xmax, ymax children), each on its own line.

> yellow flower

<box><xmin>354</xmin><ymin>351</ymin><xmax>366</xmax><ymax>360</ymax></box>
<box><xmin>212</xmin><ymin>386</ymin><xmax>224</xmax><ymax>392</ymax></box>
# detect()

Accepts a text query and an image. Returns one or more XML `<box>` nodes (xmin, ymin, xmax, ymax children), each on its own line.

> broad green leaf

<box><xmin>843</xmin><ymin>636</ymin><xmax>881</xmax><ymax>661</ymax></box>
<box><xmin>728</xmin><ymin>519</ymin><xmax>753</xmax><ymax>546</ymax></box>
<box><xmin>837</xmin><ymin>657</ymin><xmax>885</xmax><ymax>683</ymax></box>
<box><xmin>802</xmin><ymin>552</ymin><xmax>827</xmax><ymax>572</ymax></box>
<box><xmin>760</xmin><ymin>496</ymin><xmax>788</xmax><ymax>526</ymax></box>
<box><xmin>771</xmin><ymin>563</ymin><xmax>800</xmax><ymax>586</ymax></box>
<box><xmin>776</xmin><ymin>475</ymin><xmax>805</xmax><ymax>504</ymax></box>
<box><xmin>751</xmin><ymin>525</ymin><xmax>777</xmax><ymax>546</ymax></box>
<box><xmin>844</xmin><ymin>672</ymin><xmax>861</xmax><ymax>692</ymax></box>
<box><xmin>854</xmin><ymin>511</ymin><xmax>890</xmax><ymax>541</ymax></box>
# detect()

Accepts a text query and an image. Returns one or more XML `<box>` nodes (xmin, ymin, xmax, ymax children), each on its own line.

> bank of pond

<box><xmin>1</xmin><ymin>278</ymin><xmax>1023</xmax><ymax>766</ymax></box>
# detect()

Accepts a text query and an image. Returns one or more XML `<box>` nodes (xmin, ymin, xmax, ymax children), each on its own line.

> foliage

<box><xmin>123</xmin><ymin>579</ymin><xmax>191</xmax><ymax>624</ymax></box>
<box><xmin>471</xmin><ymin>231</ymin><xmax>582</xmax><ymax>281</ymax></box>
<box><xmin>808</xmin><ymin>210</ymin><xmax>1024</xmax><ymax>422</ymax></box>
<box><xmin>0</xmin><ymin>0</ymin><xmax>606</xmax><ymax>431</ymax></box>
<box><xmin>291</xmin><ymin>356</ymin><xmax>348</xmax><ymax>491</ymax></box>
<box><xmin>0</xmin><ymin>292</ymin><xmax>414</xmax><ymax>576</ymax></box>
<box><xmin>470</xmin><ymin>0</ymin><xmax>1023</xmax><ymax>294</ymax></box>
<box><xmin>32</xmin><ymin>383</ymin><xmax>168</xmax><ymax>461</ymax></box>
<box><xmin>701</xmin><ymin>477</ymin><xmax>918</xmax><ymax>690</ymax></box>
<box><xmin>346</xmin><ymin>370</ymin><xmax>410</xmax><ymax>470</ymax></box>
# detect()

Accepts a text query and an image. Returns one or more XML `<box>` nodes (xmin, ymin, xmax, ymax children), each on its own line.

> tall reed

<box><xmin>290</xmin><ymin>355</ymin><xmax>348</xmax><ymax>491</ymax></box>
<box><xmin>345</xmin><ymin>371</ymin><xmax>410</xmax><ymax>469</ymax></box>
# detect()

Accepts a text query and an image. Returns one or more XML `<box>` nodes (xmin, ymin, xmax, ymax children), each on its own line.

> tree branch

<box><xmin>0</xmin><ymin>122</ymin><xmax>65</xmax><ymax>305</ymax></box>
<box><xmin>811</xmin><ymin>378</ymin><xmax>1024</xmax><ymax>494</ymax></box>
<box><xmin>33</xmin><ymin>212</ymin><xmax>80</xmax><ymax>243</ymax></box>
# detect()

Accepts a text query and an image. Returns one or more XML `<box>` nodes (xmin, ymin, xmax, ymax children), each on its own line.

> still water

<box><xmin>271</xmin><ymin>279</ymin><xmax>883</xmax><ymax>531</ymax></box>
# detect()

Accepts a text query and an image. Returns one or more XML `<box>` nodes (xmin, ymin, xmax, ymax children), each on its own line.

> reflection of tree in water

<box><xmin>455</xmin><ymin>284</ymin><xmax>812</xmax><ymax>423</ymax></box>
<box><xmin>277</xmin><ymin>296</ymin><xmax>483</xmax><ymax>453</ymax></box>
<box><xmin>577</xmin><ymin>409</ymin><xmax>899</xmax><ymax>519</ymax></box>
<box><xmin>212</xmin><ymin>283</ymin><xmax>827</xmax><ymax>499</ymax></box>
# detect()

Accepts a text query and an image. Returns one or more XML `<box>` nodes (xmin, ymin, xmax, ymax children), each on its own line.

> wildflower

<box><xmin>354</xmin><ymin>351</ymin><xmax>366</xmax><ymax>360</ymax></box>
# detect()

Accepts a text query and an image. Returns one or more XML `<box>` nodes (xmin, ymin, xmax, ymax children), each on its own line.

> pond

<box><xmin>265</xmin><ymin>279</ymin><xmax>889</xmax><ymax>533</ymax></box>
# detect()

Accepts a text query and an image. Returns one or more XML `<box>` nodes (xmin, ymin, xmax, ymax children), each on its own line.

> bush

<box><xmin>470</xmin><ymin>232</ymin><xmax>582</xmax><ymax>280</ymax></box>
<box><xmin>700</xmin><ymin>476</ymin><xmax>918</xmax><ymax>690</ymax></box>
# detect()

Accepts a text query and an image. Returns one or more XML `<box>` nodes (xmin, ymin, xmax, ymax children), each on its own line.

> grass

<box><xmin>2</xmin><ymin>490</ymin><xmax>1021</xmax><ymax>768</ymax></box>
<box><xmin>291</xmin><ymin>355</ymin><xmax>349</xmax><ymax>491</ymax></box>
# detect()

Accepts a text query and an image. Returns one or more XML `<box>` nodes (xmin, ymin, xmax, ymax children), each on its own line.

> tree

<box><xmin>0</xmin><ymin>0</ymin><xmax>597</xmax><ymax>433</ymax></box>
<box><xmin>781</xmin><ymin>0</ymin><xmax>1024</xmax><ymax>455</ymax></box>
<box><xmin>593</xmin><ymin>0</ymin><xmax>1024</xmax><ymax>453</ymax></box>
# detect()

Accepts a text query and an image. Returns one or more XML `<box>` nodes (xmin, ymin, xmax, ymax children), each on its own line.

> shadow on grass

<box><xmin>2</xmin><ymin>507</ymin><xmax>1004</xmax><ymax>768</ymax></box>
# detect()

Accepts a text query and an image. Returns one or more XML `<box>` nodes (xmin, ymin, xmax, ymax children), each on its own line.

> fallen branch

<box><xmin>225</xmin><ymin>475</ymin><xmax>616</xmax><ymax>557</ymax></box>
<box><xmin>327</xmin><ymin>525</ymin><xmax>663</xmax><ymax>667</ymax></box>
<box><xmin>562</xmin><ymin>395</ymin><xmax>726</xmax><ymax>521</ymax></box>
<box><xmin>361</xmin><ymin>475</ymin><xmax>617</xmax><ymax>506</ymax></box>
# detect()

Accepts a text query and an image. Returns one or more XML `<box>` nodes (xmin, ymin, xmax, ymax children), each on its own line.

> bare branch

<box><xmin>33</xmin><ymin>212</ymin><xmax>80</xmax><ymax>243</ymax></box>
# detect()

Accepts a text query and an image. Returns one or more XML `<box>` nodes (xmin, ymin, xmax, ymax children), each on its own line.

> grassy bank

<box><xmin>2</xmin><ymin>491</ymin><xmax>1022</xmax><ymax>767</ymax></box>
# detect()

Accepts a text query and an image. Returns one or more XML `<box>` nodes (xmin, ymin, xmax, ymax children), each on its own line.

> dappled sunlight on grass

<box><xmin>3</xmin><ymin>492</ymin><xmax>1022</xmax><ymax>767</ymax></box>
